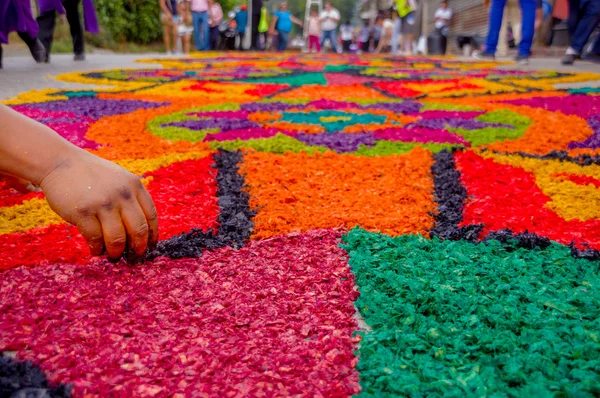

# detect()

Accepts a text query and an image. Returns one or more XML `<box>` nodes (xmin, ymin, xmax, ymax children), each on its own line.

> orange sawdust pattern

<box><xmin>240</xmin><ymin>148</ymin><xmax>436</xmax><ymax>239</ymax></box>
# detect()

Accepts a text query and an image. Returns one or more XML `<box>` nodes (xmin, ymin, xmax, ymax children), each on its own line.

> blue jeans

<box><xmin>567</xmin><ymin>0</ymin><xmax>600</xmax><ymax>54</ymax></box>
<box><xmin>484</xmin><ymin>0</ymin><xmax>536</xmax><ymax>56</ymax></box>
<box><xmin>192</xmin><ymin>11</ymin><xmax>209</xmax><ymax>51</ymax></box>
<box><xmin>277</xmin><ymin>30</ymin><xmax>289</xmax><ymax>51</ymax></box>
<box><xmin>321</xmin><ymin>29</ymin><xmax>338</xmax><ymax>52</ymax></box>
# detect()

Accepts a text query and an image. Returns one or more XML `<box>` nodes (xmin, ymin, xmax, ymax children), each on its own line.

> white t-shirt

<box><xmin>340</xmin><ymin>24</ymin><xmax>353</xmax><ymax>41</ymax></box>
<box><xmin>434</xmin><ymin>8</ymin><xmax>452</xmax><ymax>29</ymax></box>
<box><xmin>320</xmin><ymin>9</ymin><xmax>340</xmax><ymax>31</ymax></box>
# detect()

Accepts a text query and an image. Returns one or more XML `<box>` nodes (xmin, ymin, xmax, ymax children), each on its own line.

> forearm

<box><xmin>0</xmin><ymin>104</ymin><xmax>80</xmax><ymax>186</ymax></box>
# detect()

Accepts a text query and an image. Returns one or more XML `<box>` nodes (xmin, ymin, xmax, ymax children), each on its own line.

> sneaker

<box><xmin>561</xmin><ymin>54</ymin><xmax>576</xmax><ymax>65</ymax></box>
<box><xmin>515</xmin><ymin>54</ymin><xmax>529</xmax><ymax>65</ymax></box>
<box><xmin>29</xmin><ymin>39</ymin><xmax>46</xmax><ymax>63</ymax></box>
<box><xmin>74</xmin><ymin>53</ymin><xmax>86</xmax><ymax>61</ymax></box>
<box><xmin>473</xmin><ymin>51</ymin><xmax>495</xmax><ymax>60</ymax></box>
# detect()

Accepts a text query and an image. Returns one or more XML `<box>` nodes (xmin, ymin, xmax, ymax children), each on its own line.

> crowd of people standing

<box><xmin>476</xmin><ymin>0</ymin><xmax>599</xmax><ymax>65</ymax></box>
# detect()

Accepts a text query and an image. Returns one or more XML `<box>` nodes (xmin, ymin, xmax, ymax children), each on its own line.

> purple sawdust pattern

<box><xmin>409</xmin><ymin>118</ymin><xmax>513</xmax><ymax>130</ymax></box>
<box><xmin>417</xmin><ymin>110</ymin><xmax>486</xmax><ymax>119</ymax></box>
<box><xmin>24</xmin><ymin>98</ymin><xmax>169</xmax><ymax>119</ymax></box>
<box><xmin>203</xmin><ymin>128</ymin><xmax>294</xmax><ymax>141</ymax></box>
<box><xmin>296</xmin><ymin>132</ymin><xmax>376</xmax><ymax>152</ymax></box>
<box><xmin>568</xmin><ymin>115</ymin><xmax>600</xmax><ymax>149</ymax></box>
<box><xmin>165</xmin><ymin>119</ymin><xmax>259</xmax><ymax>131</ymax></box>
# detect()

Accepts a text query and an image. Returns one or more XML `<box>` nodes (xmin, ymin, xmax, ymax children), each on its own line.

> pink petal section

<box><xmin>0</xmin><ymin>229</ymin><xmax>360</xmax><ymax>397</ymax></box>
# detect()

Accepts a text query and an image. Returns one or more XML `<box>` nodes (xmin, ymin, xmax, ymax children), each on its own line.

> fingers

<box><xmin>137</xmin><ymin>187</ymin><xmax>159</xmax><ymax>250</ymax></box>
<box><xmin>97</xmin><ymin>210</ymin><xmax>128</xmax><ymax>260</ymax></box>
<box><xmin>120</xmin><ymin>201</ymin><xmax>150</xmax><ymax>257</ymax></box>
<box><xmin>76</xmin><ymin>216</ymin><xmax>105</xmax><ymax>256</ymax></box>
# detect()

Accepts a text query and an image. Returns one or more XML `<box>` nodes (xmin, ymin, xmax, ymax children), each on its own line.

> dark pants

<box><xmin>37</xmin><ymin>0</ymin><xmax>84</xmax><ymax>56</ymax></box>
<box><xmin>342</xmin><ymin>39</ymin><xmax>352</xmax><ymax>52</ymax></box>
<box><xmin>209</xmin><ymin>26</ymin><xmax>220</xmax><ymax>50</ymax></box>
<box><xmin>1</xmin><ymin>31</ymin><xmax>41</xmax><ymax>67</ymax></box>
<box><xmin>251</xmin><ymin>13</ymin><xmax>260</xmax><ymax>49</ymax></box>
<box><xmin>277</xmin><ymin>30</ymin><xmax>289</xmax><ymax>51</ymax></box>
<box><xmin>567</xmin><ymin>0</ymin><xmax>600</xmax><ymax>54</ymax></box>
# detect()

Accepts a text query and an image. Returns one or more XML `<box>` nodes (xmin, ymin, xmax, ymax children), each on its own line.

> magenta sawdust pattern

<box><xmin>2</xmin><ymin>53</ymin><xmax>600</xmax><ymax>396</ymax></box>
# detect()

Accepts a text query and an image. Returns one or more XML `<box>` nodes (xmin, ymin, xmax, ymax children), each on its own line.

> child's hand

<box><xmin>40</xmin><ymin>150</ymin><xmax>158</xmax><ymax>261</ymax></box>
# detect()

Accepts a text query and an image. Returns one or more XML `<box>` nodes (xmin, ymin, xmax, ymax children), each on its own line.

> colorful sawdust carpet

<box><xmin>1</xmin><ymin>53</ymin><xmax>600</xmax><ymax>397</ymax></box>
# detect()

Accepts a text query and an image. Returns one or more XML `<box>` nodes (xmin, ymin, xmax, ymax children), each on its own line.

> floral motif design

<box><xmin>1</xmin><ymin>54</ymin><xmax>600</xmax><ymax>396</ymax></box>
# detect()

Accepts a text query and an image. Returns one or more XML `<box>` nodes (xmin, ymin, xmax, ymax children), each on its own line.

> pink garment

<box><xmin>307</xmin><ymin>16</ymin><xmax>320</xmax><ymax>36</ymax></box>
<box><xmin>190</xmin><ymin>0</ymin><xmax>208</xmax><ymax>12</ymax></box>
<box><xmin>308</xmin><ymin>35</ymin><xmax>321</xmax><ymax>52</ymax></box>
<box><xmin>208</xmin><ymin>3</ymin><xmax>223</xmax><ymax>26</ymax></box>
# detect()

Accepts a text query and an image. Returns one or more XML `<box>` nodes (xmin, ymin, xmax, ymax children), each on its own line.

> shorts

<box><xmin>160</xmin><ymin>13</ymin><xmax>178</xmax><ymax>26</ymax></box>
<box><xmin>400</xmin><ymin>11</ymin><xmax>415</xmax><ymax>34</ymax></box>
<box><xmin>178</xmin><ymin>24</ymin><xmax>193</xmax><ymax>35</ymax></box>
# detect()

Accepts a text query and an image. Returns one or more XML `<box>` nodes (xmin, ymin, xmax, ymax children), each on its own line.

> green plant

<box><xmin>93</xmin><ymin>0</ymin><xmax>163</xmax><ymax>44</ymax></box>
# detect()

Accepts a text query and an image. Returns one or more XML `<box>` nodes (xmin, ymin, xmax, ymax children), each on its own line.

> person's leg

<box><xmin>391</xmin><ymin>18</ymin><xmax>401</xmax><ymax>53</ymax></box>
<box><xmin>568</xmin><ymin>0</ymin><xmax>600</xmax><ymax>54</ymax></box>
<box><xmin>518</xmin><ymin>0</ymin><xmax>536</xmax><ymax>56</ymax></box>
<box><xmin>63</xmin><ymin>0</ymin><xmax>85</xmax><ymax>57</ymax></box>
<box><xmin>16</xmin><ymin>31</ymin><xmax>46</xmax><ymax>63</ymax></box>
<box><xmin>567</xmin><ymin>0</ymin><xmax>581</xmax><ymax>38</ymax></box>
<box><xmin>37</xmin><ymin>9</ymin><xmax>57</xmax><ymax>60</ymax></box>
<box><xmin>485</xmin><ymin>0</ymin><xmax>508</xmax><ymax>55</ymax></box>
<box><xmin>278</xmin><ymin>30</ymin><xmax>288</xmax><ymax>51</ymax></box>
<box><xmin>330</xmin><ymin>29</ymin><xmax>338</xmax><ymax>52</ymax></box>
<box><xmin>200</xmin><ymin>11</ymin><xmax>210</xmax><ymax>50</ymax></box>
<box><xmin>183</xmin><ymin>33</ymin><xmax>191</xmax><ymax>53</ymax></box>
<box><xmin>320</xmin><ymin>30</ymin><xmax>327</xmax><ymax>49</ymax></box>
<box><xmin>163</xmin><ymin>21</ymin><xmax>173</xmax><ymax>53</ymax></box>
<box><xmin>192</xmin><ymin>11</ymin><xmax>202</xmax><ymax>50</ymax></box>
<box><xmin>251</xmin><ymin>13</ymin><xmax>260</xmax><ymax>49</ymax></box>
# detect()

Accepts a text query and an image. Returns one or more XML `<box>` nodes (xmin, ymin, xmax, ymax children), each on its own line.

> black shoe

<box><xmin>515</xmin><ymin>54</ymin><xmax>529</xmax><ymax>65</ymax></box>
<box><xmin>74</xmin><ymin>53</ymin><xmax>86</xmax><ymax>61</ymax></box>
<box><xmin>29</xmin><ymin>38</ymin><xmax>46</xmax><ymax>63</ymax></box>
<box><xmin>561</xmin><ymin>54</ymin><xmax>576</xmax><ymax>65</ymax></box>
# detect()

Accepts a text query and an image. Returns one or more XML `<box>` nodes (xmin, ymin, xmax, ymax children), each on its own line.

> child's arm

<box><xmin>0</xmin><ymin>104</ymin><xmax>158</xmax><ymax>261</ymax></box>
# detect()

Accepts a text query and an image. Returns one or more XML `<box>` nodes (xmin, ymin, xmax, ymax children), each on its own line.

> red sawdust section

<box><xmin>241</xmin><ymin>148</ymin><xmax>436</xmax><ymax>239</ymax></box>
<box><xmin>0</xmin><ymin>229</ymin><xmax>360</xmax><ymax>397</ymax></box>
<box><xmin>145</xmin><ymin>157</ymin><xmax>220</xmax><ymax>239</ymax></box>
<box><xmin>456</xmin><ymin>151</ymin><xmax>600</xmax><ymax>249</ymax></box>
<box><xmin>0</xmin><ymin>224</ymin><xmax>89</xmax><ymax>270</ymax></box>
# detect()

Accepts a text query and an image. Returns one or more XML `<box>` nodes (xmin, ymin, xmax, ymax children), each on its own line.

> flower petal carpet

<box><xmin>1</xmin><ymin>53</ymin><xmax>600</xmax><ymax>397</ymax></box>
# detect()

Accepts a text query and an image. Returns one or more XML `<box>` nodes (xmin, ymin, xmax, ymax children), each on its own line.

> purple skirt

<box><xmin>0</xmin><ymin>0</ymin><xmax>38</xmax><ymax>44</ymax></box>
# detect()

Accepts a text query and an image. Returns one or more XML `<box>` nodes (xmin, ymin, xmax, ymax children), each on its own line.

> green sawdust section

<box><xmin>341</xmin><ymin>229</ymin><xmax>600</xmax><ymax>397</ymax></box>
<box><xmin>450</xmin><ymin>110</ymin><xmax>532</xmax><ymax>147</ymax></box>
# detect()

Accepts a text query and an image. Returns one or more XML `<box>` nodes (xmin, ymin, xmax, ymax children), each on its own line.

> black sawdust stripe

<box><xmin>148</xmin><ymin>149</ymin><xmax>255</xmax><ymax>259</ymax></box>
